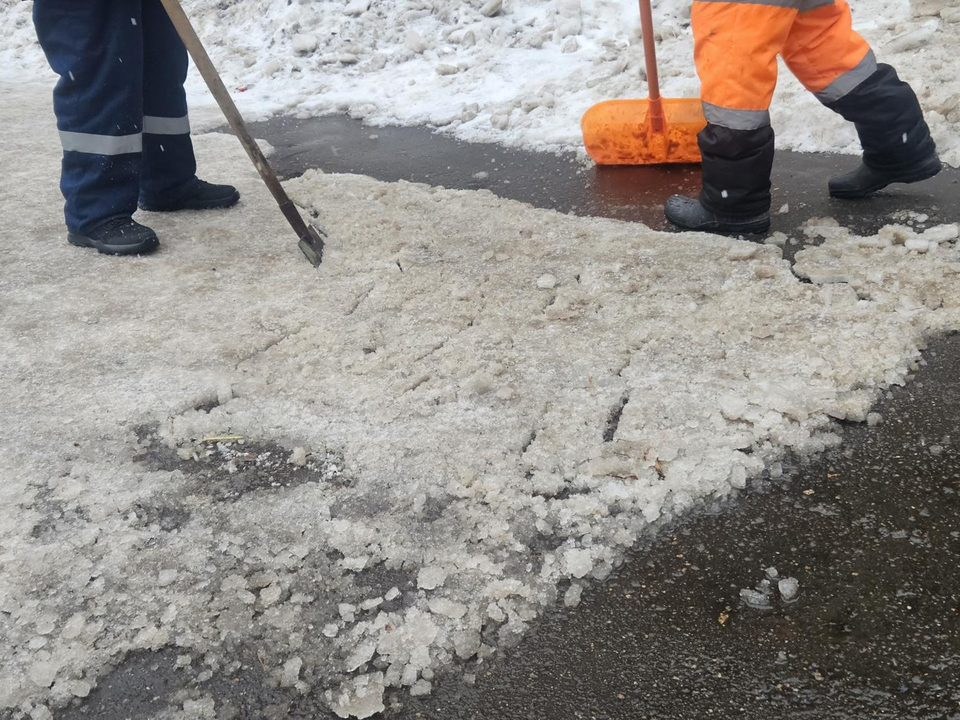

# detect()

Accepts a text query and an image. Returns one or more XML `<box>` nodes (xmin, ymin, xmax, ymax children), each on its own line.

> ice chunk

<box><xmin>281</xmin><ymin>657</ymin><xmax>302</xmax><ymax>687</ymax></box>
<box><xmin>480</xmin><ymin>0</ymin><xmax>502</xmax><ymax>16</ymax></box>
<box><xmin>452</xmin><ymin>629</ymin><xmax>481</xmax><ymax>659</ymax></box>
<box><xmin>739</xmin><ymin>588</ymin><xmax>772</xmax><ymax>610</ymax></box>
<box><xmin>727</xmin><ymin>244</ymin><xmax>758</xmax><ymax>261</ymax></box>
<box><xmin>259</xmin><ymin>585</ymin><xmax>282</xmax><ymax>606</ymax></box>
<box><xmin>292</xmin><ymin>34</ymin><xmax>319</xmax><ymax>54</ymax></box>
<box><xmin>405</xmin><ymin>30</ymin><xmax>427</xmax><ymax>54</ymax></box>
<box><xmin>429</xmin><ymin>597</ymin><xmax>468</xmax><ymax>619</ymax></box>
<box><xmin>346</xmin><ymin>641</ymin><xmax>377</xmax><ymax>672</ymax></box>
<box><xmin>563</xmin><ymin>548</ymin><xmax>593</xmax><ymax>579</ymax></box>
<box><xmin>719</xmin><ymin>394</ymin><xmax>749</xmax><ymax>421</ymax></box>
<box><xmin>328</xmin><ymin>672</ymin><xmax>386</xmax><ymax>719</ymax></box>
<box><xmin>69</xmin><ymin>680</ymin><xmax>92</xmax><ymax>698</ymax></box>
<box><xmin>339</xmin><ymin>603</ymin><xmax>356</xmax><ymax>622</ymax></box>
<box><xmin>536</xmin><ymin>273</ymin><xmax>557</xmax><ymax>289</ymax></box>
<box><xmin>343</xmin><ymin>0</ymin><xmax>370</xmax><ymax>15</ymax></box>
<box><xmin>34</xmin><ymin>615</ymin><xmax>56</xmax><ymax>635</ymax></box>
<box><xmin>322</xmin><ymin>623</ymin><xmax>340</xmax><ymax>638</ymax></box>
<box><xmin>289</xmin><ymin>447</ymin><xmax>307</xmax><ymax>466</ymax></box>
<box><xmin>417</xmin><ymin>566</ymin><xmax>447</xmax><ymax>590</ymax></box>
<box><xmin>30</xmin><ymin>706</ymin><xmax>53</xmax><ymax>720</ymax></box>
<box><xmin>28</xmin><ymin>660</ymin><xmax>59</xmax><ymax>688</ymax></box>
<box><xmin>410</xmin><ymin>679</ymin><xmax>433</xmax><ymax>696</ymax></box>
<box><xmin>61</xmin><ymin>612</ymin><xmax>86</xmax><ymax>640</ymax></box>
<box><xmin>563</xmin><ymin>583</ymin><xmax>583</xmax><ymax>608</ymax></box>
<box><xmin>922</xmin><ymin>224</ymin><xmax>960</xmax><ymax>244</ymax></box>
<box><xmin>778</xmin><ymin>577</ymin><xmax>800</xmax><ymax>602</ymax></box>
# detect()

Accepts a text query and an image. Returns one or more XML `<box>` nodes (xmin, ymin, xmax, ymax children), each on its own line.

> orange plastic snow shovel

<box><xmin>581</xmin><ymin>0</ymin><xmax>705</xmax><ymax>165</ymax></box>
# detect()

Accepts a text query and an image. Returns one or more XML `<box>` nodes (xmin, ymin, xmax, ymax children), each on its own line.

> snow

<box><xmin>2</xmin><ymin>76</ymin><xmax>960</xmax><ymax>717</ymax></box>
<box><xmin>0</xmin><ymin>0</ymin><xmax>958</xmax><ymax>165</ymax></box>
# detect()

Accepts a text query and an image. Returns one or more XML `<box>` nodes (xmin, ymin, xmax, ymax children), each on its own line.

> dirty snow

<box><xmin>1</xmin><ymin>0</ymin><xmax>958</xmax><ymax>166</ymax></box>
<box><xmin>2</xmin><ymin>80</ymin><xmax>960</xmax><ymax>718</ymax></box>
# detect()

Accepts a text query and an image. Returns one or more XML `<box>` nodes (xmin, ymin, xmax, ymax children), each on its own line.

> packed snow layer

<box><xmin>1</xmin><ymin>0</ymin><xmax>958</xmax><ymax>166</ymax></box>
<box><xmin>2</xmin><ymin>80</ymin><xmax>960</xmax><ymax>718</ymax></box>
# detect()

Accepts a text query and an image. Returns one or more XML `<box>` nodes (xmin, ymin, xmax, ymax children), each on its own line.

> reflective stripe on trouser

<box><xmin>692</xmin><ymin>0</ymin><xmax>875</xmax><ymax>215</ymax></box>
<box><xmin>33</xmin><ymin>0</ymin><xmax>197</xmax><ymax>234</ymax></box>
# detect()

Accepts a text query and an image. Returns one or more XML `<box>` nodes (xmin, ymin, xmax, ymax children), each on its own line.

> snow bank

<box><xmin>1</xmin><ymin>0</ymin><xmax>958</xmax><ymax>165</ymax></box>
<box><xmin>3</xmin><ymin>81</ymin><xmax>960</xmax><ymax>717</ymax></box>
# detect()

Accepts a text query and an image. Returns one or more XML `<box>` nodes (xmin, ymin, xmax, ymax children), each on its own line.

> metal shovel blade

<box><xmin>298</xmin><ymin>223</ymin><xmax>327</xmax><ymax>267</ymax></box>
<box><xmin>581</xmin><ymin>98</ymin><xmax>706</xmax><ymax>166</ymax></box>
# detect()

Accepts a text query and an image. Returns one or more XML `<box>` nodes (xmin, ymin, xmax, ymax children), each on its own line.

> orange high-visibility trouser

<box><xmin>692</xmin><ymin>0</ymin><xmax>877</xmax><ymax>130</ymax></box>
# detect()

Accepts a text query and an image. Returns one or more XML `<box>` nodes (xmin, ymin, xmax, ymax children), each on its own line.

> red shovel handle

<box><xmin>639</xmin><ymin>0</ymin><xmax>664</xmax><ymax>131</ymax></box>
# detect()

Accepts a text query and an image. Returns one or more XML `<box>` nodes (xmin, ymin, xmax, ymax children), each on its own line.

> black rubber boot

<box><xmin>665</xmin><ymin>195</ymin><xmax>771</xmax><ymax>235</ymax></box>
<box><xmin>829</xmin><ymin>154</ymin><xmax>942</xmax><ymax>199</ymax></box>
<box><xmin>139</xmin><ymin>178</ymin><xmax>240</xmax><ymax>212</ymax></box>
<box><xmin>67</xmin><ymin>218</ymin><xmax>159</xmax><ymax>256</ymax></box>
<box><xmin>825</xmin><ymin>64</ymin><xmax>940</xmax><ymax>199</ymax></box>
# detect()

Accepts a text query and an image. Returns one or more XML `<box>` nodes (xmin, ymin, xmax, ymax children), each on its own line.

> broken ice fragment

<box><xmin>564</xmin><ymin>583</ymin><xmax>583</xmax><ymax>608</ymax></box>
<box><xmin>61</xmin><ymin>613</ymin><xmax>86</xmax><ymax>640</ymax></box>
<box><xmin>281</xmin><ymin>657</ymin><xmax>302</xmax><ymax>687</ymax></box>
<box><xmin>259</xmin><ymin>585</ymin><xmax>282</xmax><ymax>606</ymax></box>
<box><xmin>727</xmin><ymin>244</ymin><xmax>758</xmax><ymax>261</ymax></box>
<box><xmin>536</xmin><ymin>273</ymin><xmax>557</xmax><ymax>289</ymax></box>
<box><xmin>417</xmin><ymin>566</ymin><xmax>447</xmax><ymax>590</ymax></box>
<box><xmin>428</xmin><ymin>597</ymin><xmax>468</xmax><ymax>619</ymax></box>
<box><xmin>480</xmin><ymin>0</ymin><xmax>502</xmax><ymax>16</ymax></box>
<box><xmin>778</xmin><ymin>577</ymin><xmax>800</xmax><ymax>602</ymax></box>
<box><xmin>563</xmin><ymin>548</ymin><xmax>593</xmax><ymax>579</ymax></box>
<box><xmin>328</xmin><ymin>672</ymin><xmax>386</xmax><ymax>719</ymax></box>
<box><xmin>292</xmin><ymin>34</ymin><xmax>319</xmax><ymax>54</ymax></box>
<box><xmin>410</xmin><ymin>679</ymin><xmax>433</xmax><ymax>696</ymax></box>
<box><xmin>34</xmin><ymin>615</ymin><xmax>56</xmax><ymax>635</ymax></box>
<box><xmin>69</xmin><ymin>680</ymin><xmax>92</xmax><ymax>698</ymax></box>
<box><xmin>28</xmin><ymin>660</ymin><xmax>59</xmax><ymax>688</ymax></box>
<box><xmin>719</xmin><ymin>394</ymin><xmax>749</xmax><ymax>421</ymax></box>
<box><xmin>360</xmin><ymin>597</ymin><xmax>383</xmax><ymax>611</ymax></box>
<box><xmin>346</xmin><ymin>641</ymin><xmax>377</xmax><ymax>672</ymax></box>
<box><xmin>322</xmin><ymin>623</ymin><xmax>340</xmax><ymax>638</ymax></box>
<box><xmin>289</xmin><ymin>447</ymin><xmax>307</xmax><ymax>466</ymax></box>
<box><xmin>739</xmin><ymin>588</ymin><xmax>772</xmax><ymax>610</ymax></box>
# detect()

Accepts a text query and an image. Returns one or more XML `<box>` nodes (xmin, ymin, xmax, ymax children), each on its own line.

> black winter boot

<box><xmin>829</xmin><ymin>155</ymin><xmax>942</xmax><ymax>198</ymax></box>
<box><xmin>665</xmin><ymin>195</ymin><xmax>771</xmax><ymax>235</ymax></box>
<box><xmin>67</xmin><ymin>218</ymin><xmax>159</xmax><ymax>255</ymax></box>
<box><xmin>825</xmin><ymin>63</ymin><xmax>941</xmax><ymax>198</ymax></box>
<box><xmin>140</xmin><ymin>178</ymin><xmax>240</xmax><ymax>212</ymax></box>
<box><xmin>698</xmin><ymin>124</ymin><xmax>776</xmax><ymax>220</ymax></box>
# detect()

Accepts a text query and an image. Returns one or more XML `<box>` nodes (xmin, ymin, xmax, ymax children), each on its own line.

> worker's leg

<box><xmin>32</xmin><ymin>0</ymin><xmax>145</xmax><ymax>236</ymax></box>
<box><xmin>138</xmin><ymin>0</ymin><xmax>239</xmax><ymax>212</ymax></box>
<box><xmin>139</xmin><ymin>0</ymin><xmax>197</xmax><ymax>205</ymax></box>
<box><xmin>783</xmin><ymin>0</ymin><xmax>940</xmax><ymax>197</ymax></box>
<box><xmin>665</xmin><ymin>0</ymin><xmax>798</xmax><ymax>233</ymax></box>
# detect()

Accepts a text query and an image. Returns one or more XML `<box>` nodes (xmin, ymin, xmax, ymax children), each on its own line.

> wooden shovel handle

<box><xmin>159</xmin><ymin>0</ymin><xmax>311</xmax><ymax>240</ymax></box>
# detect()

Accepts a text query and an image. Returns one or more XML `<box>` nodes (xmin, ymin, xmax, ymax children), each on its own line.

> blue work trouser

<box><xmin>33</xmin><ymin>0</ymin><xmax>198</xmax><ymax>234</ymax></box>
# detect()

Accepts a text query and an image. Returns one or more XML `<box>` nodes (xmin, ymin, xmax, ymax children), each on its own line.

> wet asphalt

<box><xmin>55</xmin><ymin>119</ymin><xmax>960</xmax><ymax>720</ymax></box>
